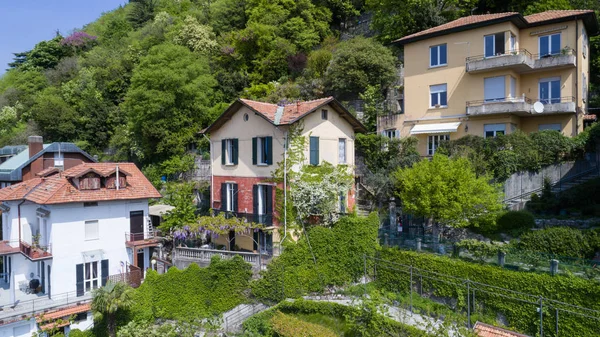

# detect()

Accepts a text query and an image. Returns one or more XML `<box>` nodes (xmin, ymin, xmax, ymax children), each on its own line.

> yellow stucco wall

<box><xmin>389</xmin><ymin>18</ymin><xmax>590</xmax><ymax>156</ymax></box>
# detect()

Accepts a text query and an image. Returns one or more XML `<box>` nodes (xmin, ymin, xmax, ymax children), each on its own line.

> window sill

<box><xmin>429</xmin><ymin>64</ymin><xmax>447</xmax><ymax>69</ymax></box>
<box><xmin>428</xmin><ymin>106</ymin><xmax>448</xmax><ymax>110</ymax></box>
<box><xmin>256</xmin><ymin>163</ymin><xmax>269</xmax><ymax>167</ymax></box>
<box><xmin>85</xmin><ymin>238</ymin><xmax>99</xmax><ymax>242</ymax></box>
<box><xmin>223</xmin><ymin>164</ymin><xmax>237</xmax><ymax>167</ymax></box>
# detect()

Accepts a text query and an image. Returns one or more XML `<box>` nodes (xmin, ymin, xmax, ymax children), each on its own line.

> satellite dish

<box><xmin>533</xmin><ymin>101</ymin><xmax>544</xmax><ymax>114</ymax></box>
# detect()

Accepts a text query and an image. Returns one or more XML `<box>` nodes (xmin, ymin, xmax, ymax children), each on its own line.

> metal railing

<box><xmin>125</xmin><ymin>231</ymin><xmax>155</xmax><ymax>242</ymax></box>
<box><xmin>466</xmin><ymin>48</ymin><xmax>533</xmax><ymax>62</ymax></box>
<box><xmin>534</xmin><ymin>96</ymin><xmax>575</xmax><ymax>104</ymax></box>
<box><xmin>106</xmin><ymin>264</ymin><xmax>142</xmax><ymax>288</ymax></box>
<box><xmin>466</xmin><ymin>95</ymin><xmax>533</xmax><ymax>107</ymax></box>
<box><xmin>532</xmin><ymin>47</ymin><xmax>576</xmax><ymax>60</ymax></box>
<box><xmin>173</xmin><ymin>247</ymin><xmax>270</xmax><ymax>266</ymax></box>
<box><xmin>212</xmin><ymin>210</ymin><xmax>274</xmax><ymax>226</ymax></box>
<box><xmin>0</xmin><ymin>289</ymin><xmax>92</xmax><ymax>323</ymax></box>
<box><xmin>19</xmin><ymin>241</ymin><xmax>52</xmax><ymax>260</ymax></box>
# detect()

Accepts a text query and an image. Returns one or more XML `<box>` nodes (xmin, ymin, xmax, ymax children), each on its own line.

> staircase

<box><xmin>356</xmin><ymin>181</ymin><xmax>374</xmax><ymax>216</ymax></box>
<box><xmin>146</xmin><ymin>217</ymin><xmax>155</xmax><ymax>238</ymax></box>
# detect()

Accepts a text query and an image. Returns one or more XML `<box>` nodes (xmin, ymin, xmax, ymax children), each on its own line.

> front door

<box><xmin>130</xmin><ymin>211</ymin><xmax>144</xmax><ymax>241</ymax></box>
<box><xmin>137</xmin><ymin>249</ymin><xmax>144</xmax><ymax>271</ymax></box>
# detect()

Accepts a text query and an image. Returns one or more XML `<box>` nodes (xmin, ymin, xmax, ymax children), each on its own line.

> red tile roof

<box><xmin>584</xmin><ymin>114</ymin><xmax>597</xmax><ymax>121</ymax></box>
<box><xmin>36</xmin><ymin>167</ymin><xmax>60</xmax><ymax>177</ymax></box>
<box><xmin>37</xmin><ymin>303</ymin><xmax>91</xmax><ymax>322</ymax></box>
<box><xmin>524</xmin><ymin>10</ymin><xmax>595</xmax><ymax>24</ymax></box>
<box><xmin>396</xmin><ymin>13</ymin><xmax>520</xmax><ymax>43</ymax></box>
<box><xmin>473</xmin><ymin>322</ymin><xmax>530</xmax><ymax>337</ymax></box>
<box><xmin>395</xmin><ymin>10</ymin><xmax>598</xmax><ymax>44</ymax></box>
<box><xmin>0</xmin><ymin>163</ymin><xmax>161</xmax><ymax>205</ymax></box>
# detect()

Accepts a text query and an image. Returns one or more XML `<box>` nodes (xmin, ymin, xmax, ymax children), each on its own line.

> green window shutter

<box><xmin>221</xmin><ymin>139</ymin><xmax>226</xmax><ymax>165</ymax></box>
<box><xmin>310</xmin><ymin>136</ymin><xmax>319</xmax><ymax>165</ymax></box>
<box><xmin>252</xmin><ymin>137</ymin><xmax>257</xmax><ymax>165</ymax></box>
<box><xmin>266</xmin><ymin>136</ymin><xmax>273</xmax><ymax>165</ymax></box>
<box><xmin>266</xmin><ymin>185</ymin><xmax>273</xmax><ymax>214</ymax></box>
<box><xmin>221</xmin><ymin>184</ymin><xmax>227</xmax><ymax>211</ymax></box>
<box><xmin>253</xmin><ymin>185</ymin><xmax>259</xmax><ymax>215</ymax></box>
<box><xmin>232</xmin><ymin>139</ymin><xmax>239</xmax><ymax>165</ymax></box>
<box><xmin>233</xmin><ymin>183</ymin><xmax>239</xmax><ymax>212</ymax></box>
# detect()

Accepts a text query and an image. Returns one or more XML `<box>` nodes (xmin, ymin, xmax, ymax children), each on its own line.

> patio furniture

<box><xmin>15</xmin><ymin>274</ymin><xmax>29</xmax><ymax>294</ymax></box>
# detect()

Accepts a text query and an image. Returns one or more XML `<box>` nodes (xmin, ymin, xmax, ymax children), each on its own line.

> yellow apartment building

<box><xmin>379</xmin><ymin>10</ymin><xmax>599</xmax><ymax>156</ymax></box>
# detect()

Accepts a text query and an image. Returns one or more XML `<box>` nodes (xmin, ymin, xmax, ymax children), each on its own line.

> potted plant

<box><xmin>32</xmin><ymin>233</ymin><xmax>41</xmax><ymax>250</ymax></box>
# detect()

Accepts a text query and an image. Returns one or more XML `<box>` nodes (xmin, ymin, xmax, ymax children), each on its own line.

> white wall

<box><xmin>0</xmin><ymin>319</ymin><xmax>36</xmax><ymax>337</ymax></box>
<box><xmin>65</xmin><ymin>311</ymin><xmax>94</xmax><ymax>334</ymax></box>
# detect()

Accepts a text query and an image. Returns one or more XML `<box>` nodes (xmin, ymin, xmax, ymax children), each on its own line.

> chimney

<box><xmin>296</xmin><ymin>101</ymin><xmax>300</xmax><ymax>113</ymax></box>
<box><xmin>28</xmin><ymin>136</ymin><xmax>43</xmax><ymax>158</ymax></box>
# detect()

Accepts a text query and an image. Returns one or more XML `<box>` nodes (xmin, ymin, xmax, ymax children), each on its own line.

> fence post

<box><xmin>539</xmin><ymin>296</ymin><xmax>544</xmax><ymax>337</ymax></box>
<box><xmin>555</xmin><ymin>308</ymin><xmax>559</xmax><ymax>337</ymax></box>
<box><xmin>409</xmin><ymin>265</ymin><xmax>413</xmax><ymax>313</ymax></box>
<box><xmin>416</xmin><ymin>238</ymin><xmax>422</xmax><ymax>252</ymax></box>
<box><xmin>550</xmin><ymin>259</ymin><xmax>559</xmax><ymax>276</ymax></box>
<box><xmin>363</xmin><ymin>254</ymin><xmax>367</xmax><ymax>297</ymax></box>
<box><xmin>498</xmin><ymin>250</ymin><xmax>506</xmax><ymax>267</ymax></box>
<box><xmin>384</xmin><ymin>233</ymin><xmax>389</xmax><ymax>247</ymax></box>
<box><xmin>467</xmin><ymin>280</ymin><xmax>471</xmax><ymax>329</ymax></box>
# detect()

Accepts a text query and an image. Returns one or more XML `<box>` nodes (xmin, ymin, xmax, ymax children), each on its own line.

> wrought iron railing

<box><xmin>466</xmin><ymin>48</ymin><xmax>533</xmax><ymax>62</ymax></box>
<box><xmin>105</xmin><ymin>264</ymin><xmax>142</xmax><ymax>288</ymax></box>
<box><xmin>212</xmin><ymin>210</ymin><xmax>274</xmax><ymax>226</ymax></box>
<box><xmin>532</xmin><ymin>47</ymin><xmax>575</xmax><ymax>60</ymax></box>
<box><xmin>466</xmin><ymin>96</ymin><xmax>533</xmax><ymax>107</ymax></box>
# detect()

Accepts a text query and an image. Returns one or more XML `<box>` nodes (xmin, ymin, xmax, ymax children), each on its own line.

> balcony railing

<box><xmin>125</xmin><ymin>232</ymin><xmax>155</xmax><ymax>242</ymax></box>
<box><xmin>105</xmin><ymin>264</ymin><xmax>142</xmax><ymax>288</ymax></box>
<box><xmin>173</xmin><ymin>247</ymin><xmax>271</xmax><ymax>269</ymax></box>
<box><xmin>19</xmin><ymin>241</ymin><xmax>52</xmax><ymax>260</ymax></box>
<box><xmin>466</xmin><ymin>49</ymin><xmax>534</xmax><ymax>73</ymax></box>
<box><xmin>533</xmin><ymin>96</ymin><xmax>576</xmax><ymax>113</ymax></box>
<box><xmin>212</xmin><ymin>210</ymin><xmax>274</xmax><ymax>226</ymax></box>
<box><xmin>466</xmin><ymin>96</ymin><xmax>533</xmax><ymax>116</ymax></box>
<box><xmin>533</xmin><ymin>48</ymin><xmax>576</xmax><ymax>69</ymax></box>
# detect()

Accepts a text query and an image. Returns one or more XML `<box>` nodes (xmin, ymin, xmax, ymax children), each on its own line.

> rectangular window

<box><xmin>225</xmin><ymin>183</ymin><xmax>235</xmax><ymax>212</ymax></box>
<box><xmin>321</xmin><ymin>109</ymin><xmax>328</xmax><ymax>120</ymax></box>
<box><xmin>226</xmin><ymin>139</ymin><xmax>234</xmax><ymax>165</ymax></box>
<box><xmin>484</xmin><ymin>76</ymin><xmax>506</xmax><ymax>102</ymax></box>
<box><xmin>309</xmin><ymin>136</ymin><xmax>319</xmax><ymax>166</ymax></box>
<box><xmin>484</xmin><ymin>124</ymin><xmax>506</xmax><ymax>138</ymax></box>
<box><xmin>539</xmin><ymin>77</ymin><xmax>561</xmax><ymax>104</ymax></box>
<box><xmin>484</xmin><ymin>32</ymin><xmax>505</xmax><ymax>57</ymax></box>
<box><xmin>429</xmin><ymin>44</ymin><xmax>447</xmax><ymax>67</ymax></box>
<box><xmin>257</xmin><ymin>185</ymin><xmax>267</xmax><ymax>215</ymax></box>
<box><xmin>221</xmin><ymin>139</ymin><xmax>238</xmax><ymax>165</ymax></box>
<box><xmin>427</xmin><ymin>134</ymin><xmax>449</xmax><ymax>155</ymax></box>
<box><xmin>84</xmin><ymin>202</ymin><xmax>98</xmax><ymax>207</ymax></box>
<box><xmin>257</xmin><ymin>137</ymin><xmax>269</xmax><ymax>165</ymax></box>
<box><xmin>339</xmin><ymin>192</ymin><xmax>346</xmax><ymax>213</ymax></box>
<box><xmin>84</xmin><ymin>220</ymin><xmax>99</xmax><ymax>241</ymax></box>
<box><xmin>510</xmin><ymin>34</ymin><xmax>516</xmax><ymax>52</ymax></box>
<box><xmin>84</xmin><ymin>261</ymin><xmax>99</xmax><ymax>292</ymax></box>
<box><xmin>430</xmin><ymin>84</ymin><xmax>447</xmax><ymax>108</ymax></box>
<box><xmin>539</xmin><ymin>124</ymin><xmax>561</xmax><ymax>132</ymax></box>
<box><xmin>539</xmin><ymin>33</ymin><xmax>561</xmax><ymax>57</ymax></box>
<box><xmin>338</xmin><ymin>138</ymin><xmax>346</xmax><ymax>164</ymax></box>
<box><xmin>510</xmin><ymin>76</ymin><xmax>516</xmax><ymax>98</ymax></box>
<box><xmin>384</xmin><ymin>129</ymin><xmax>398</xmax><ymax>138</ymax></box>
<box><xmin>54</xmin><ymin>152</ymin><xmax>64</xmax><ymax>167</ymax></box>
<box><xmin>583</xmin><ymin>73</ymin><xmax>587</xmax><ymax>101</ymax></box>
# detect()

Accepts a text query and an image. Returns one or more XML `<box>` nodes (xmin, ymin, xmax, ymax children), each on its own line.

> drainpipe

<box><xmin>202</xmin><ymin>134</ymin><xmax>214</xmax><ymax>210</ymax></box>
<box><xmin>17</xmin><ymin>200</ymin><xmax>25</xmax><ymax>246</ymax></box>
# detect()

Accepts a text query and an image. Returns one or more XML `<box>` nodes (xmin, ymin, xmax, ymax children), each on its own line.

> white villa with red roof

<box><xmin>0</xmin><ymin>163</ymin><xmax>160</xmax><ymax>336</ymax></box>
<box><xmin>201</xmin><ymin>97</ymin><xmax>366</xmax><ymax>254</ymax></box>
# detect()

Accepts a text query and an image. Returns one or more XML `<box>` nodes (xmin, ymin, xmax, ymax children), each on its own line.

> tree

<box><xmin>127</xmin><ymin>0</ymin><xmax>158</xmax><ymax>28</ymax></box>
<box><xmin>324</xmin><ymin>37</ymin><xmax>396</xmax><ymax>99</ymax></box>
<box><xmin>209</xmin><ymin>0</ymin><xmax>248</xmax><ymax>35</ymax></box>
<box><xmin>393</xmin><ymin>154</ymin><xmax>502</xmax><ymax>246</ymax></box>
<box><xmin>172</xmin><ymin>16</ymin><xmax>218</xmax><ymax>54</ymax></box>
<box><xmin>123</xmin><ymin>43</ymin><xmax>217</xmax><ymax>164</ymax></box>
<box><xmin>160</xmin><ymin>182</ymin><xmax>199</xmax><ymax>232</ymax></box>
<box><xmin>91</xmin><ymin>281</ymin><xmax>134</xmax><ymax>337</ymax></box>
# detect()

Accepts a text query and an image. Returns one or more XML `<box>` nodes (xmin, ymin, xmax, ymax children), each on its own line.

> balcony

<box><xmin>0</xmin><ymin>240</ymin><xmax>51</xmax><ymax>260</ymax></box>
<box><xmin>533</xmin><ymin>48</ymin><xmax>576</xmax><ymax>70</ymax></box>
<box><xmin>466</xmin><ymin>49</ymin><xmax>534</xmax><ymax>74</ymax></box>
<box><xmin>125</xmin><ymin>231</ymin><xmax>160</xmax><ymax>249</ymax></box>
<box><xmin>173</xmin><ymin>247</ymin><xmax>272</xmax><ymax>270</ymax></box>
<box><xmin>213</xmin><ymin>210</ymin><xmax>274</xmax><ymax>227</ymax></box>
<box><xmin>534</xmin><ymin>96</ymin><xmax>576</xmax><ymax>114</ymax></box>
<box><xmin>466</xmin><ymin>96</ymin><xmax>533</xmax><ymax>116</ymax></box>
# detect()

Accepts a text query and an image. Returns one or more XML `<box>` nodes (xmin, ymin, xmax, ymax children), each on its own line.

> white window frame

<box><xmin>54</xmin><ymin>152</ymin><xmax>64</xmax><ymax>167</ymax></box>
<box><xmin>510</xmin><ymin>76</ymin><xmax>516</xmax><ymax>98</ymax></box>
<box><xmin>257</xmin><ymin>137</ymin><xmax>269</xmax><ymax>165</ymax></box>
<box><xmin>429</xmin><ymin>84</ymin><xmax>448</xmax><ymax>108</ymax></box>
<box><xmin>510</xmin><ymin>33</ymin><xmax>516</xmax><ymax>52</ymax></box>
<box><xmin>429</xmin><ymin>44</ymin><xmax>447</xmax><ymax>67</ymax></box>
<box><xmin>538</xmin><ymin>33</ymin><xmax>561</xmax><ymax>58</ymax></box>
<box><xmin>338</xmin><ymin>138</ymin><xmax>346</xmax><ymax>164</ymax></box>
<box><xmin>384</xmin><ymin>129</ymin><xmax>399</xmax><ymax>138</ymax></box>
<box><xmin>321</xmin><ymin>109</ymin><xmax>328</xmax><ymax>120</ymax></box>
<box><xmin>538</xmin><ymin>77</ymin><xmax>561</xmax><ymax>104</ymax></box>
<box><xmin>225</xmin><ymin>183</ymin><xmax>235</xmax><ymax>212</ymax></box>
<box><xmin>84</xmin><ymin>261</ymin><xmax>100</xmax><ymax>292</ymax></box>
<box><xmin>84</xmin><ymin>220</ymin><xmax>99</xmax><ymax>241</ymax></box>
<box><xmin>427</xmin><ymin>134</ymin><xmax>449</xmax><ymax>156</ymax></box>
<box><xmin>224</xmin><ymin>139</ymin><xmax>234</xmax><ymax>165</ymax></box>
<box><xmin>538</xmin><ymin>124</ymin><xmax>561</xmax><ymax>132</ymax></box>
<box><xmin>257</xmin><ymin>185</ymin><xmax>267</xmax><ymax>215</ymax></box>
<box><xmin>484</xmin><ymin>123</ymin><xmax>506</xmax><ymax>138</ymax></box>
<box><xmin>484</xmin><ymin>76</ymin><xmax>506</xmax><ymax>102</ymax></box>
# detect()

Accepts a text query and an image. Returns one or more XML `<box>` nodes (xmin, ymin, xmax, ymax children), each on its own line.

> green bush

<box><xmin>518</xmin><ymin>227</ymin><xmax>591</xmax><ymax>258</ymax></box>
<box><xmin>67</xmin><ymin>330</ymin><xmax>94</xmax><ymax>337</ymax></box>
<box><xmin>377</xmin><ymin>249</ymin><xmax>600</xmax><ymax>337</ymax></box>
<box><xmin>251</xmin><ymin>213</ymin><xmax>380</xmax><ymax>302</ymax></box>
<box><xmin>496</xmin><ymin>210</ymin><xmax>535</xmax><ymax>232</ymax></box>
<box><xmin>270</xmin><ymin>311</ymin><xmax>338</xmax><ymax>337</ymax></box>
<box><xmin>130</xmin><ymin>255</ymin><xmax>252</xmax><ymax>322</ymax></box>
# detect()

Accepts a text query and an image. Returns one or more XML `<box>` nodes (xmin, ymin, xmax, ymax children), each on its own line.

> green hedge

<box><xmin>251</xmin><ymin>213</ymin><xmax>380</xmax><ymax>302</ymax></box>
<box><xmin>518</xmin><ymin>227</ymin><xmax>600</xmax><ymax>259</ymax></box>
<box><xmin>130</xmin><ymin>255</ymin><xmax>252</xmax><ymax>322</ymax></box>
<box><xmin>376</xmin><ymin>249</ymin><xmax>600</xmax><ymax>337</ymax></box>
<box><xmin>269</xmin><ymin>311</ymin><xmax>338</xmax><ymax>337</ymax></box>
<box><xmin>496</xmin><ymin>210</ymin><xmax>535</xmax><ymax>232</ymax></box>
<box><xmin>243</xmin><ymin>299</ymin><xmax>427</xmax><ymax>337</ymax></box>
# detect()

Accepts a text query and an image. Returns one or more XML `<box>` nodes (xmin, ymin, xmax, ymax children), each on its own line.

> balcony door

<box><xmin>539</xmin><ymin>77</ymin><xmax>560</xmax><ymax>104</ymax></box>
<box><xmin>484</xmin><ymin>76</ymin><xmax>506</xmax><ymax>102</ymax></box>
<box><xmin>130</xmin><ymin>211</ymin><xmax>144</xmax><ymax>241</ymax></box>
<box><xmin>484</xmin><ymin>32</ymin><xmax>505</xmax><ymax>57</ymax></box>
<box><xmin>253</xmin><ymin>184</ymin><xmax>273</xmax><ymax>225</ymax></box>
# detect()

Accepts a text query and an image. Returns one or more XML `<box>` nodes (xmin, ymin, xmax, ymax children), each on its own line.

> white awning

<box><xmin>82</xmin><ymin>249</ymin><xmax>104</xmax><ymax>262</ymax></box>
<box><xmin>149</xmin><ymin>204</ymin><xmax>175</xmax><ymax>217</ymax></box>
<box><xmin>410</xmin><ymin>122</ymin><xmax>461</xmax><ymax>135</ymax></box>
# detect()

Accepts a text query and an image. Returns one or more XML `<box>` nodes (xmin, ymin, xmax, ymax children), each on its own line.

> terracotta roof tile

<box><xmin>36</xmin><ymin>167</ymin><xmax>60</xmax><ymax>177</ymax></box>
<box><xmin>37</xmin><ymin>303</ymin><xmax>91</xmax><ymax>322</ymax></box>
<box><xmin>584</xmin><ymin>114</ymin><xmax>597</xmax><ymax>121</ymax></box>
<box><xmin>524</xmin><ymin>10</ymin><xmax>595</xmax><ymax>24</ymax></box>
<box><xmin>240</xmin><ymin>97</ymin><xmax>334</xmax><ymax>125</ymax></box>
<box><xmin>395</xmin><ymin>13</ymin><xmax>519</xmax><ymax>43</ymax></box>
<box><xmin>0</xmin><ymin>163</ymin><xmax>161</xmax><ymax>205</ymax></box>
<box><xmin>473</xmin><ymin>322</ymin><xmax>529</xmax><ymax>337</ymax></box>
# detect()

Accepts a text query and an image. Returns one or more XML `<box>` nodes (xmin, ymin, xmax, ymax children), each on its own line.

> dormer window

<box><xmin>106</xmin><ymin>173</ymin><xmax>127</xmax><ymax>189</ymax></box>
<box><xmin>80</xmin><ymin>173</ymin><xmax>101</xmax><ymax>190</ymax></box>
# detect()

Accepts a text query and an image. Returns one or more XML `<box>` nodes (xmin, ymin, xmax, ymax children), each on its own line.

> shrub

<box><xmin>68</xmin><ymin>331</ymin><xmax>94</xmax><ymax>337</ymax></box>
<box><xmin>518</xmin><ymin>227</ymin><xmax>592</xmax><ymax>258</ymax></box>
<box><xmin>496</xmin><ymin>210</ymin><xmax>535</xmax><ymax>232</ymax></box>
<box><xmin>270</xmin><ymin>311</ymin><xmax>338</xmax><ymax>337</ymax></box>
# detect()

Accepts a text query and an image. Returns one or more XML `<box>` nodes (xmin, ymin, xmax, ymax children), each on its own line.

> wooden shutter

<box><xmin>221</xmin><ymin>140</ymin><xmax>226</xmax><ymax>165</ymax></box>
<box><xmin>266</xmin><ymin>137</ymin><xmax>273</xmax><ymax>165</ymax></box>
<box><xmin>232</xmin><ymin>139</ymin><xmax>239</xmax><ymax>165</ymax></box>
<box><xmin>310</xmin><ymin>137</ymin><xmax>319</xmax><ymax>165</ymax></box>
<box><xmin>233</xmin><ymin>184</ymin><xmax>239</xmax><ymax>212</ymax></box>
<box><xmin>221</xmin><ymin>184</ymin><xmax>227</xmax><ymax>211</ymax></box>
<box><xmin>252</xmin><ymin>137</ymin><xmax>257</xmax><ymax>165</ymax></box>
<box><xmin>76</xmin><ymin>264</ymin><xmax>84</xmax><ymax>297</ymax></box>
<box><xmin>253</xmin><ymin>185</ymin><xmax>259</xmax><ymax>216</ymax></box>
<box><xmin>101</xmin><ymin>259</ymin><xmax>109</xmax><ymax>287</ymax></box>
<box><xmin>266</xmin><ymin>185</ymin><xmax>273</xmax><ymax>214</ymax></box>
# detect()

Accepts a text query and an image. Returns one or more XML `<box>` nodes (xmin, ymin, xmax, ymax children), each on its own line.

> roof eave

<box><xmin>202</xmin><ymin>99</ymin><xmax>277</xmax><ymax>136</ymax></box>
<box><xmin>286</xmin><ymin>98</ymin><xmax>368</xmax><ymax>133</ymax></box>
<box><xmin>527</xmin><ymin>12</ymin><xmax>599</xmax><ymax>36</ymax></box>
